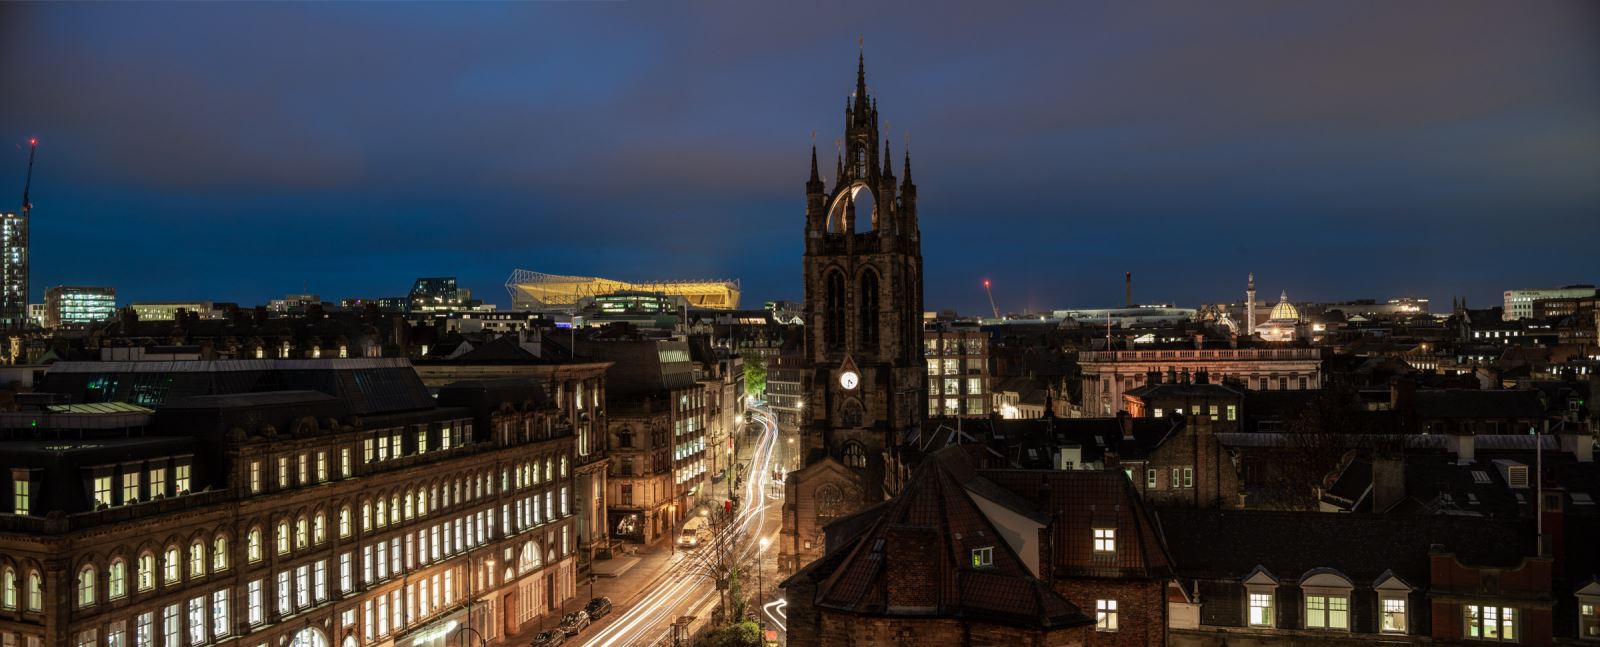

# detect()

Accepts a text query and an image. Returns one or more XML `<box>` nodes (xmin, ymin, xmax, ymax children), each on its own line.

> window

<box><xmin>1146</xmin><ymin>469</ymin><xmax>1157</xmax><ymax>489</ymax></box>
<box><xmin>190</xmin><ymin>541</ymin><xmax>205</xmax><ymax>578</ymax></box>
<box><xmin>76</xmin><ymin>565</ymin><xmax>95</xmax><ymax>607</ymax></box>
<box><xmin>249</xmin><ymin>461</ymin><xmax>262</xmax><ymax>493</ymax></box>
<box><xmin>76</xmin><ymin>630</ymin><xmax>96</xmax><ymax>647</ymax></box>
<box><xmin>247</xmin><ymin>580</ymin><xmax>264</xmax><ymax>625</ymax></box>
<box><xmin>316</xmin><ymin>452</ymin><xmax>328</xmax><ymax>482</ymax></box>
<box><xmin>1227</xmin><ymin>405</ymin><xmax>1237</xmax><ymax>421</ymax></box>
<box><xmin>1183</xmin><ymin>467</ymin><xmax>1194</xmax><ymax>488</ymax></box>
<box><xmin>175</xmin><ymin>464</ymin><xmax>190</xmax><ymax>493</ymax></box>
<box><xmin>1249</xmin><ymin>592</ymin><xmax>1273</xmax><ymax>627</ymax></box>
<box><xmin>247</xmin><ymin>528</ymin><xmax>263</xmax><ymax>562</ymax></box>
<box><xmin>1381</xmin><ymin>597</ymin><xmax>1407</xmax><ymax>634</ymax></box>
<box><xmin>27</xmin><ymin>571</ymin><xmax>41</xmax><ymax>610</ymax></box>
<box><xmin>1306</xmin><ymin>594</ymin><xmax>1349</xmax><ymax>629</ymax></box>
<box><xmin>1</xmin><ymin>568</ymin><xmax>15</xmax><ymax>609</ymax></box>
<box><xmin>211</xmin><ymin>589</ymin><xmax>230</xmax><ymax>638</ymax></box>
<box><xmin>971</xmin><ymin>546</ymin><xmax>993</xmax><ymax>568</ymax></box>
<box><xmin>313</xmin><ymin>514</ymin><xmax>326</xmax><ymax>544</ymax></box>
<box><xmin>313</xmin><ymin>561</ymin><xmax>327</xmax><ymax>601</ymax></box>
<box><xmin>277</xmin><ymin>522</ymin><xmax>290</xmax><ymax>554</ymax></box>
<box><xmin>1096</xmin><ymin>599</ymin><xmax>1118</xmax><ymax>631</ymax></box>
<box><xmin>297</xmin><ymin>454</ymin><xmax>308</xmax><ymax>485</ymax></box>
<box><xmin>278</xmin><ymin>457</ymin><xmax>289</xmax><ymax>488</ymax></box>
<box><xmin>149</xmin><ymin>468</ymin><xmax>167</xmax><ymax>498</ymax></box>
<box><xmin>339</xmin><ymin>507</ymin><xmax>351</xmax><ymax>537</ymax></box>
<box><xmin>12</xmin><ymin>477</ymin><xmax>29</xmax><ymax>515</ymax></box>
<box><xmin>93</xmin><ymin>476</ymin><xmax>113</xmax><ymax>507</ymax></box>
<box><xmin>1093</xmin><ymin>528</ymin><xmax>1116</xmax><ymax>553</ymax></box>
<box><xmin>340</xmin><ymin>448</ymin><xmax>352</xmax><ymax>477</ymax></box>
<box><xmin>123</xmin><ymin>472</ymin><xmax>141</xmax><ymax>503</ymax></box>
<box><xmin>212</xmin><ymin>536</ymin><xmax>228</xmax><ymax>571</ymax></box>
<box><xmin>108</xmin><ymin>621</ymin><xmax>126</xmax><ymax>647</ymax></box>
<box><xmin>135</xmin><ymin>612</ymin><xmax>153</xmax><ymax>647</ymax></box>
<box><xmin>295</xmin><ymin>517</ymin><xmax>309</xmax><ymax>548</ymax></box>
<box><xmin>276</xmin><ymin>572</ymin><xmax>291</xmax><ymax>615</ymax></box>
<box><xmin>339</xmin><ymin>553</ymin><xmax>352</xmax><ymax>593</ymax></box>
<box><xmin>186</xmin><ymin>595</ymin><xmax>205</xmax><ymax>646</ymax></box>
<box><xmin>1465</xmin><ymin>605</ymin><xmax>1516</xmax><ymax>641</ymax></box>
<box><xmin>295</xmin><ymin>565</ymin><xmax>309</xmax><ymax>608</ymax></box>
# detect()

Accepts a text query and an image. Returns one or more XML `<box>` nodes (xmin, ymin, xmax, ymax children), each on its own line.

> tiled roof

<box><xmin>803</xmin><ymin>447</ymin><xmax>1092</xmax><ymax>629</ymax></box>
<box><xmin>982</xmin><ymin>468</ymin><xmax>1174</xmax><ymax>579</ymax></box>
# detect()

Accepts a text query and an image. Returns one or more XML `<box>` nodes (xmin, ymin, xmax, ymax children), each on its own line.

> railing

<box><xmin>1080</xmin><ymin>348</ymin><xmax>1322</xmax><ymax>362</ymax></box>
<box><xmin>0</xmin><ymin>488</ymin><xmax>234</xmax><ymax>533</ymax></box>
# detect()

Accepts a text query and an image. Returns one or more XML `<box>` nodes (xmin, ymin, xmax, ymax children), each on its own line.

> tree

<box><xmin>698</xmin><ymin>620</ymin><xmax>761</xmax><ymax>647</ymax></box>
<box><xmin>743</xmin><ymin>354</ymin><xmax>767</xmax><ymax>398</ymax></box>
<box><xmin>682</xmin><ymin>508</ymin><xmax>757</xmax><ymax>621</ymax></box>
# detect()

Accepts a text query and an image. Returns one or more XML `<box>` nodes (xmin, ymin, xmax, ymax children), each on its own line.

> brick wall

<box><xmin>1055</xmin><ymin>578</ymin><xmax>1166</xmax><ymax>646</ymax></box>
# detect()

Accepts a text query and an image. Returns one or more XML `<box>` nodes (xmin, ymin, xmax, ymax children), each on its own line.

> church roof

<box><xmin>1268</xmin><ymin>290</ymin><xmax>1301</xmax><ymax>322</ymax></box>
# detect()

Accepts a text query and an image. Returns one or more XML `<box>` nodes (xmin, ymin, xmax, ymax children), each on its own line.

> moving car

<box><xmin>530</xmin><ymin>630</ymin><xmax>565</xmax><ymax>646</ymax></box>
<box><xmin>584</xmin><ymin>597</ymin><xmax>613</xmax><ymax>621</ymax></box>
<box><xmin>678</xmin><ymin>515</ymin><xmax>712</xmax><ymax>549</ymax></box>
<box><xmin>558</xmin><ymin>611</ymin><xmax>590</xmax><ymax>636</ymax></box>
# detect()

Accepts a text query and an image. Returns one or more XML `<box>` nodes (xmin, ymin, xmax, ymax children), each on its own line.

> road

<box><xmin>579</xmin><ymin>403</ymin><xmax>786</xmax><ymax>647</ymax></box>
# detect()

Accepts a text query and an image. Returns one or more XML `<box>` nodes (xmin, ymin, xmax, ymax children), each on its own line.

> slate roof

<box><xmin>1157</xmin><ymin>509</ymin><xmax>1536</xmax><ymax>585</ymax></box>
<box><xmin>796</xmin><ymin>447</ymin><xmax>1093</xmax><ymax>630</ymax></box>
<box><xmin>1411</xmin><ymin>389</ymin><xmax>1547</xmax><ymax>419</ymax></box>
<box><xmin>982</xmin><ymin>468</ymin><xmax>1174</xmax><ymax>579</ymax></box>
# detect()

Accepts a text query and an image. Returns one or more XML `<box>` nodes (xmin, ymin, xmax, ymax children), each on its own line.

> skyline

<box><xmin>2</xmin><ymin>1</ymin><xmax>1598</xmax><ymax>313</ymax></box>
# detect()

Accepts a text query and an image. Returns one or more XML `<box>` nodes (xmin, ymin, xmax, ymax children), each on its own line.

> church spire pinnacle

<box><xmin>882</xmin><ymin>138</ymin><xmax>893</xmax><ymax>176</ymax></box>
<box><xmin>810</xmin><ymin>145</ymin><xmax>820</xmax><ymax>183</ymax></box>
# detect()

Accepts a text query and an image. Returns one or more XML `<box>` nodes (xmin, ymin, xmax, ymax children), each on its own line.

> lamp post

<box><xmin>757</xmin><ymin>537</ymin><xmax>770</xmax><ymax>615</ymax></box>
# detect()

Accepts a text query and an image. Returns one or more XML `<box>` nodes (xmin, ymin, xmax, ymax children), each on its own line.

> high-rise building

<box><xmin>1</xmin><ymin>211</ymin><xmax>26</xmax><ymax>328</ymax></box>
<box><xmin>44</xmin><ymin>286</ymin><xmax>117</xmax><ymax>329</ymax></box>
<box><xmin>780</xmin><ymin>51</ymin><xmax>925</xmax><ymax>572</ymax></box>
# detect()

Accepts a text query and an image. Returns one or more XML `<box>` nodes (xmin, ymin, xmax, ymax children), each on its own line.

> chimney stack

<box><xmin>1372</xmin><ymin>456</ymin><xmax>1405</xmax><ymax>513</ymax></box>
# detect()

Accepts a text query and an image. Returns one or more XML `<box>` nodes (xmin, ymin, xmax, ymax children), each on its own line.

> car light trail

<box><xmin>582</xmin><ymin>404</ymin><xmax>781</xmax><ymax>647</ymax></box>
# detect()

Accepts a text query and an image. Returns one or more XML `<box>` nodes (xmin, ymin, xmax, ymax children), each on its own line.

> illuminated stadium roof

<box><xmin>505</xmin><ymin>269</ymin><xmax>740</xmax><ymax>310</ymax></box>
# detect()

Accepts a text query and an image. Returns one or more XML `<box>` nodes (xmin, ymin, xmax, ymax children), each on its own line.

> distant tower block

<box><xmin>1125</xmin><ymin>272</ymin><xmax>1133</xmax><ymax>307</ymax></box>
<box><xmin>1246</xmin><ymin>272</ymin><xmax>1257</xmax><ymax>332</ymax></box>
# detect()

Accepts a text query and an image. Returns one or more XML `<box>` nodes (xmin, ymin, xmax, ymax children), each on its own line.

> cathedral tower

<box><xmin>781</xmin><ymin>51</ymin><xmax>925</xmax><ymax>571</ymax></box>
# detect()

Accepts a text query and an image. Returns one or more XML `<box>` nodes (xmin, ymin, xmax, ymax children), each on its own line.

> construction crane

<box><xmin>982</xmin><ymin>279</ymin><xmax>999</xmax><ymax>319</ymax></box>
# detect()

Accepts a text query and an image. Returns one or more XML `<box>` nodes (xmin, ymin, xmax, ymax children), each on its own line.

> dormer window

<box><xmin>1249</xmin><ymin>593</ymin><xmax>1273</xmax><ymax>627</ymax></box>
<box><xmin>1093</xmin><ymin>528</ymin><xmax>1116</xmax><ymax>554</ymax></box>
<box><xmin>970</xmin><ymin>546</ymin><xmax>993</xmax><ymax>568</ymax></box>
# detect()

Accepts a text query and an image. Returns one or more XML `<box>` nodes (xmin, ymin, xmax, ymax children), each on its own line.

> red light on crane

<box><xmin>29</xmin><ymin>138</ymin><xmax>38</xmax><ymax>146</ymax></box>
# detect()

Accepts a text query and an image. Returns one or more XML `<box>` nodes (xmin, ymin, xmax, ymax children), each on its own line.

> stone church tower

<box><xmin>780</xmin><ymin>52</ymin><xmax>925</xmax><ymax>572</ymax></box>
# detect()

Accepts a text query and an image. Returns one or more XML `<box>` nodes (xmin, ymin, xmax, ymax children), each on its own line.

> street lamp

<box><xmin>757</xmin><ymin>536</ymin><xmax>770</xmax><ymax>609</ymax></box>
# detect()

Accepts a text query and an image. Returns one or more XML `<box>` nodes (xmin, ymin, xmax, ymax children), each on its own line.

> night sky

<box><xmin>2</xmin><ymin>1</ymin><xmax>1597</xmax><ymax>315</ymax></box>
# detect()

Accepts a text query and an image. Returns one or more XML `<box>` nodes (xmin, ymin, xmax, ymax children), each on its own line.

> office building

<box><xmin>1503</xmin><ymin>285</ymin><xmax>1596</xmax><ymax>320</ymax></box>
<box><xmin>1</xmin><ymin>212</ymin><xmax>27</xmax><ymax>329</ymax></box>
<box><xmin>44</xmin><ymin>286</ymin><xmax>117</xmax><ymax>329</ymax></box>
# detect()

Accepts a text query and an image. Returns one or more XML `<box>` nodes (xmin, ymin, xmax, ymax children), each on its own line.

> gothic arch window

<box><xmin>108</xmin><ymin>558</ymin><xmax>126</xmax><ymax>599</ymax></box>
<box><xmin>815</xmin><ymin>484</ymin><xmax>845</xmax><ymax>525</ymax></box>
<box><xmin>843</xmin><ymin>442</ymin><xmax>867</xmax><ymax>468</ymax></box>
<box><xmin>136</xmin><ymin>552</ymin><xmax>155</xmax><ymax>590</ymax></box>
<box><xmin>2</xmin><ymin>567</ymin><xmax>15</xmax><ymax>609</ymax></box>
<box><xmin>859</xmin><ymin>269</ymin><xmax>880</xmax><ymax>353</ymax></box>
<box><xmin>840</xmin><ymin>400</ymin><xmax>864</xmax><ymax>428</ymax></box>
<box><xmin>76</xmin><ymin>564</ymin><xmax>95</xmax><ymax>608</ymax></box>
<box><xmin>825</xmin><ymin>269</ymin><xmax>846</xmax><ymax>352</ymax></box>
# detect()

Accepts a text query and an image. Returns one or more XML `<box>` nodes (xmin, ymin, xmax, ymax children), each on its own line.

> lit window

<box><xmin>163</xmin><ymin>547</ymin><xmax>180</xmax><ymax>583</ymax></box>
<box><xmin>1096</xmin><ymin>599</ymin><xmax>1118</xmax><ymax>631</ymax></box>
<box><xmin>1306</xmin><ymin>594</ymin><xmax>1349</xmax><ymax>629</ymax></box>
<box><xmin>189</xmin><ymin>541</ymin><xmax>205</xmax><ymax>579</ymax></box>
<box><xmin>1093</xmin><ymin>528</ymin><xmax>1116</xmax><ymax>553</ymax></box>
<box><xmin>12</xmin><ymin>477</ymin><xmax>29</xmax><ymax>515</ymax></box>
<box><xmin>1145</xmin><ymin>469</ymin><xmax>1157</xmax><ymax>489</ymax></box>
<box><xmin>137</xmin><ymin>554</ymin><xmax>155</xmax><ymax>590</ymax></box>
<box><xmin>247</xmin><ymin>580</ymin><xmax>263</xmax><ymax>625</ymax></box>
<box><xmin>1579</xmin><ymin>602</ymin><xmax>1598</xmax><ymax>639</ymax></box>
<box><xmin>1381</xmin><ymin>597</ymin><xmax>1407</xmax><ymax>634</ymax></box>
<box><xmin>247</xmin><ymin>528</ymin><xmax>263</xmax><ymax>562</ymax></box>
<box><xmin>108</xmin><ymin>559</ymin><xmax>126</xmax><ymax>599</ymax></box>
<box><xmin>1249</xmin><ymin>592</ymin><xmax>1273</xmax><ymax>627</ymax></box>
<box><xmin>971</xmin><ymin>546</ymin><xmax>993</xmax><ymax>568</ymax></box>
<box><xmin>1465</xmin><ymin>605</ymin><xmax>1516</xmax><ymax>641</ymax></box>
<box><xmin>77</xmin><ymin>565</ymin><xmax>96</xmax><ymax>608</ymax></box>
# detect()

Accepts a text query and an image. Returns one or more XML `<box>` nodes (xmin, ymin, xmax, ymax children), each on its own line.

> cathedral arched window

<box><xmin>842</xmin><ymin>442</ymin><xmax>867</xmax><ymax>468</ymax></box>
<box><xmin>825</xmin><ymin>270</ymin><xmax>846</xmax><ymax>352</ymax></box>
<box><xmin>859</xmin><ymin>270</ymin><xmax>880</xmax><ymax>352</ymax></box>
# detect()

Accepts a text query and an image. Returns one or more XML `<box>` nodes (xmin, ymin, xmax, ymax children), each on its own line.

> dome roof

<box><xmin>1269</xmin><ymin>290</ymin><xmax>1300</xmax><ymax>322</ymax></box>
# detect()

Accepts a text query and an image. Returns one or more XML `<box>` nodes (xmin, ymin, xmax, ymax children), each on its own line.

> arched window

<box><xmin>212</xmin><ymin>536</ymin><xmax>228</xmax><ymax>571</ymax></box>
<box><xmin>247</xmin><ymin>528</ymin><xmax>263</xmax><ymax>562</ymax></box>
<box><xmin>137</xmin><ymin>553</ymin><xmax>155</xmax><ymax>590</ymax></box>
<box><xmin>287</xmin><ymin>627</ymin><xmax>327</xmax><ymax>647</ymax></box>
<box><xmin>312</xmin><ymin>513</ymin><xmax>325</xmax><ymax>544</ymax></box>
<box><xmin>276</xmin><ymin>522</ymin><xmax>290</xmax><ymax>554</ymax></box>
<box><xmin>77</xmin><ymin>564</ymin><xmax>96</xmax><ymax>608</ymax></box>
<box><xmin>375</xmin><ymin>499</ymin><xmax>387</xmax><ymax>527</ymax></box>
<box><xmin>163</xmin><ymin>547</ymin><xmax>180</xmax><ymax>583</ymax></box>
<box><xmin>825</xmin><ymin>270</ymin><xmax>846</xmax><ymax>351</ymax></box>
<box><xmin>361</xmin><ymin>501</ymin><xmax>372</xmax><ymax>530</ymax></box>
<box><xmin>26</xmin><ymin>570</ymin><xmax>41</xmax><ymax>611</ymax></box>
<box><xmin>295</xmin><ymin>517</ymin><xmax>308</xmax><ymax>548</ymax></box>
<box><xmin>2</xmin><ymin>567</ymin><xmax>16</xmax><ymax>609</ymax></box>
<box><xmin>518</xmin><ymin>542</ymin><xmax>541</xmax><ymax>573</ymax></box>
<box><xmin>560</xmin><ymin>456</ymin><xmax>569</xmax><ymax>478</ymax></box>
<box><xmin>339</xmin><ymin>507</ymin><xmax>352</xmax><ymax>537</ymax></box>
<box><xmin>544</xmin><ymin>459</ymin><xmax>553</xmax><ymax>482</ymax></box>
<box><xmin>415</xmin><ymin>490</ymin><xmax>425</xmax><ymax>516</ymax></box>
<box><xmin>843</xmin><ymin>442</ymin><xmax>868</xmax><ymax>468</ymax></box>
<box><xmin>859</xmin><ymin>270</ymin><xmax>880</xmax><ymax>352</ymax></box>
<box><xmin>108</xmin><ymin>559</ymin><xmax>126</xmax><ymax>598</ymax></box>
<box><xmin>189</xmin><ymin>541</ymin><xmax>205</xmax><ymax>578</ymax></box>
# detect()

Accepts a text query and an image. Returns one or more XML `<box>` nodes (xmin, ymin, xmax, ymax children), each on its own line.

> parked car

<box><xmin>530</xmin><ymin>630</ymin><xmax>565</xmax><ymax>646</ymax></box>
<box><xmin>558</xmin><ymin>610</ymin><xmax>591</xmax><ymax>635</ymax></box>
<box><xmin>584</xmin><ymin>597</ymin><xmax>613</xmax><ymax>621</ymax></box>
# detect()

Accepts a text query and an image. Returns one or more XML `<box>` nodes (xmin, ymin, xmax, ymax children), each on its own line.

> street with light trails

<box><xmin>580</xmin><ymin>404</ymin><xmax>786</xmax><ymax>647</ymax></box>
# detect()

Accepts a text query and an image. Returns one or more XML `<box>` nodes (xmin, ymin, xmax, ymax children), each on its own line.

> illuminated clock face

<box><xmin>839</xmin><ymin>370</ymin><xmax>859</xmax><ymax>390</ymax></box>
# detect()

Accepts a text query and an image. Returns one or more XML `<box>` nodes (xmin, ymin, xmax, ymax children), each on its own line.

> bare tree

<box><xmin>681</xmin><ymin>507</ymin><xmax>758</xmax><ymax>621</ymax></box>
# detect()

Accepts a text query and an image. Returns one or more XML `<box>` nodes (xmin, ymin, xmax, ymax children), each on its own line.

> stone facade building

<box><xmin>1079</xmin><ymin>347</ymin><xmax>1323</xmax><ymax>417</ymax></box>
<box><xmin>0</xmin><ymin>359</ymin><xmax>585</xmax><ymax>647</ymax></box>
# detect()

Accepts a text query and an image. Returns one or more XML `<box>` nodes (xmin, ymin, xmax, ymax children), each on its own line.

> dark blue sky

<box><xmin>2</xmin><ymin>1</ymin><xmax>1597</xmax><ymax>314</ymax></box>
